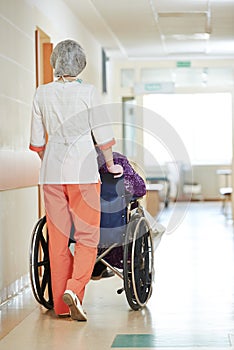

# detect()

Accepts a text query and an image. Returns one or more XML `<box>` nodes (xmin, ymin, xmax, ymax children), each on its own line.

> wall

<box><xmin>0</xmin><ymin>0</ymin><xmax>105</xmax><ymax>304</ymax></box>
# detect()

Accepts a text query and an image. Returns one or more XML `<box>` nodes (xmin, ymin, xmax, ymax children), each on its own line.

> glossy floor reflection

<box><xmin>1</xmin><ymin>201</ymin><xmax>234</xmax><ymax>349</ymax></box>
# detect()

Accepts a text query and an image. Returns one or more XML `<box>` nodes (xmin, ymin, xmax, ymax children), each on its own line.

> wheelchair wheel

<box><xmin>29</xmin><ymin>216</ymin><xmax>53</xmax><ymax>310</ymax></box>
<box><xmin>123</xmin><ymin>212</ymin><xmax>154</xmax><ymax>310</ymax></box>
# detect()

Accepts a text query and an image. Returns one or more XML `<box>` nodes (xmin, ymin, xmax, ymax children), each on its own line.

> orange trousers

<box><xmin>43</xmin><ymin>183</ymin><xmax>101</xmax><ymax>315</ymax></box>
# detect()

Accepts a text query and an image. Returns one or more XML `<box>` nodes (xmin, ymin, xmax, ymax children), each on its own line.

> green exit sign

<box><xmin>177</xmin><ymin>61</ymin><xmax>191</xmax><ymax>68</ymax></box>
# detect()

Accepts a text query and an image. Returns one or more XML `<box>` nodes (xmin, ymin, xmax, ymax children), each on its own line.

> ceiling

<box><xmin>64</xmin><ymin>0</ymin><xmax>234</xmax><ymax>60</ymax></box>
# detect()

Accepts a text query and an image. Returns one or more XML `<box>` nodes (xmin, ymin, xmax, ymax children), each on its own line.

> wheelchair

<box><xmin>29</xmin><ymin>173</ymin><xmax>154</xmax><ymax>311</ymax></box>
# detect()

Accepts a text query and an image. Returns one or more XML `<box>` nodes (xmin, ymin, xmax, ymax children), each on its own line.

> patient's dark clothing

<box><xmin>94</xmin><ymin>150</ymin><xmax>146</xmax><ymax>269</ymax></box>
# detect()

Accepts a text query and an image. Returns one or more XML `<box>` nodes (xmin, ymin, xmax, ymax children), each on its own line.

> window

<box><xmin>121</xmin><ymin>69</ymin><xmax>135</xmax><ymax>88</ymax></box>
<box><xmin>143</xmin><ymin>93</ymin><xmax>232</xmax><ymax>166</ymax></box>
<box><xmin>122</xmin><ymin>97</ymin><xmax>136</xmax><ymax>158</ymax></box>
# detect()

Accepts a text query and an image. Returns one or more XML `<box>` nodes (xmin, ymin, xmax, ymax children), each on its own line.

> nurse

<box><xmin>29</xmin><ymin>39</ymin><xmax>123</xmax><ymax>321</ymax></box>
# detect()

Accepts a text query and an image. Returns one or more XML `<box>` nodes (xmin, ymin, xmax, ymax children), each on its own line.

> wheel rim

<box><xmin>131</xmin><ymin>217</ymin><xmax>154</xmax><ymax>307</ymax></box>
<box><xmin>123</xmin><ymin>213</ymin><xmax>154</xmax><ymax>310</ymax></box>
<box><xmin>29</xmin><ymin>216</ymin><xmax>53</xmax><ymax>309</ymax></box>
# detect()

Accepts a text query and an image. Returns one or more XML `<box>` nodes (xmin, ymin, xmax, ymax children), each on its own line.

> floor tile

<box><xmin>111</xmin><ymin>333</ymin><xmax>231</xmax><ymax>348</ymax></box>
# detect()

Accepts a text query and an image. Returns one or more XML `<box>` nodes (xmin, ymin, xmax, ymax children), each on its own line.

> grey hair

<box><xmin>50</xmin><ymin>39</ymin><xmax>86</xmax><ymax>77</ymax></box>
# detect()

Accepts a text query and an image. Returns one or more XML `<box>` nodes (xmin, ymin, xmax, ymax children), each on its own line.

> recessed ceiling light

<box><xmin>167</xmin><ymin>33</ymin><xmax>210</xmax><ymax>40</ymax></box>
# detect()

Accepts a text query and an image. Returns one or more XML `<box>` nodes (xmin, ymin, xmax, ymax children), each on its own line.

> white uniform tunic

<box><xmin>30</xmin><ymin>81</ymin><xmax>115</xmax><ymax>184</ymax></box>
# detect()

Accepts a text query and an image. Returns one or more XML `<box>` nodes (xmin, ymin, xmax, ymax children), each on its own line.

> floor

<box><xmin>0</xmin><ymin>201</ymin><xmax>234</xmax><ymax>349</ymax></box>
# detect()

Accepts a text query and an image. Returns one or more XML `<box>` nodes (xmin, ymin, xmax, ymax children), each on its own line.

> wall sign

<box><xmin>134</xmin><ymin>81</ymin><xmax>174</xmax><ymax>94</ymax></box>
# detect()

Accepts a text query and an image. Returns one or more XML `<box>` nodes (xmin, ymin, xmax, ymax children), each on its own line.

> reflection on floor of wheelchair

<box><xmin>30</xmin><ymin>176</ymin><xmax>165</xmax><ymax>315</ymax></box>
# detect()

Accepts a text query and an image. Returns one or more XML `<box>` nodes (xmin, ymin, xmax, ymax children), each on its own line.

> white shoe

<box><xmin>62</xmin><ymin>290</ymin><xmax>87</xmax><ymax>321</ymax></box>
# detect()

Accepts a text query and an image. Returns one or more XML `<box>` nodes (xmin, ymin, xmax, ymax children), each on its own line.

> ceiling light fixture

<box><xmin>170</xmin><ymin>33</ymin><xmax>210</xmax><ymax>40</ymax></box>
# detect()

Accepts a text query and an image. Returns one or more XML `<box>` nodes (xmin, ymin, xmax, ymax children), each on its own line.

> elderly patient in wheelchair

<box><xmin>30</xmin><ymin>148</ymin><xmax>165</xmax><ymax>313</ymax></box>
<box><xmin>91</xmin><ymin>148</ymin><xmax>147</xmax><ymax>280</ymax></box>
<box><xmin>93</xmin><ymin>147</ymin><xmax>165</xmax><ymax>296</ymax></box>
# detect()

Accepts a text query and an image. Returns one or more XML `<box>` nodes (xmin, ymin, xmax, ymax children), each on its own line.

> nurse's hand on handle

<box><xmin>107</xmin><ymin>164</ymin><xmax>124</xmax><ymax>178</ymax></box>
<box><xmin>101</xmin><ymin>145</ymin><xmax>124</xmax><ymax>178</ymax></box>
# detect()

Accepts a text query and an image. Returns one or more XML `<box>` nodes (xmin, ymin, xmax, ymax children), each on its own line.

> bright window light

<box><xmin>143</xmin><ymin>93</ymin><xmax>232</xmax><ymax>166</ymax></box>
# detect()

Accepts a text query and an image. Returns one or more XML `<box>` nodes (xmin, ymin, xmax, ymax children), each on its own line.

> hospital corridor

<box><xmin>1</xmin><ymin>0</ymin><xmax>234</xmax><ymax>349</ymax></box>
